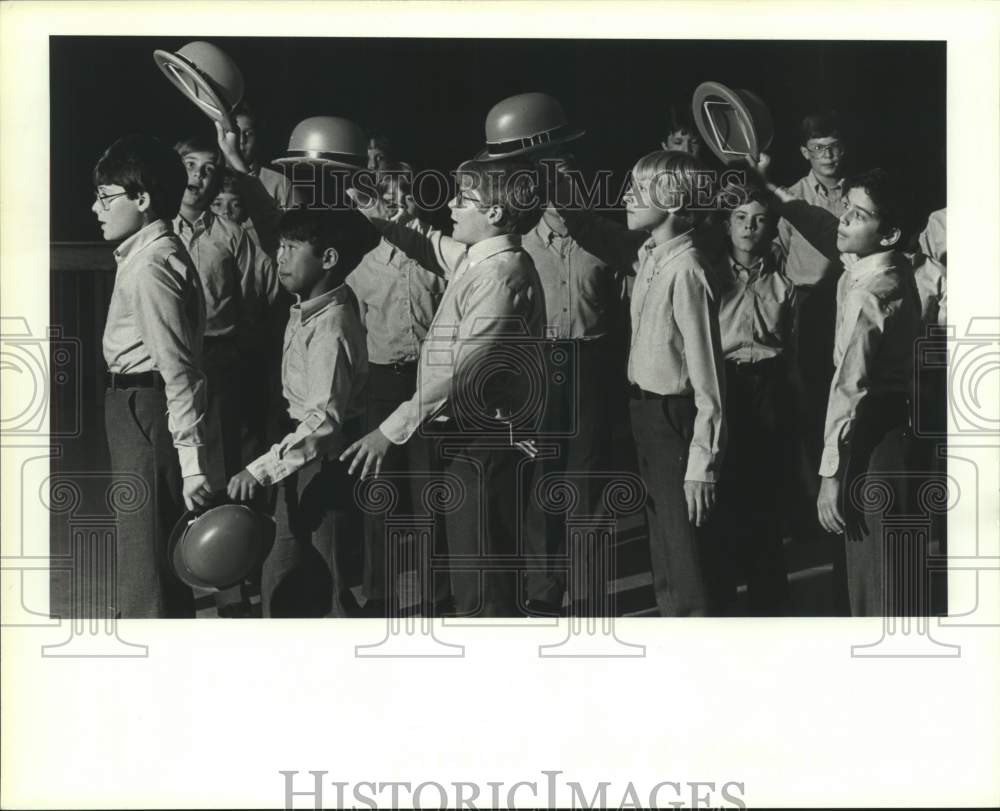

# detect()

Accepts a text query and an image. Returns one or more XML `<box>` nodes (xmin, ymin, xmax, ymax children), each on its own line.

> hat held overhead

<box><xmin>476</xmin><ymin>92</ymin><xmax>586</xmax><ymax>161</ymax></box>
<box><xmin>153</xmin><ymin>41</ymin><xmax>245</xmax><ymax>133</ymax></box>
<box><xmin>691</xmin><ymin>81</ymin><xmax>774</xmax><ymax>165</ymax></box>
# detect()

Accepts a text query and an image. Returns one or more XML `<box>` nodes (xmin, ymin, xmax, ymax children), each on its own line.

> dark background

<box><xmin>51</xmin><ymin>36</ymin><xmax>946</xmax><ymax>240</ymax></box>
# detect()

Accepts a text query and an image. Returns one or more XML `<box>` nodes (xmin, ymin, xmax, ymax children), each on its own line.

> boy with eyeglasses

<box><xmin>92</xmin><ymin>135</ymin><xmax>222</xmax><ymax>618</ymax></box>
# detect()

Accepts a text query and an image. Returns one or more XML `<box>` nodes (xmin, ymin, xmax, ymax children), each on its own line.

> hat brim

<box><xmin>272</xmin><ymin>153</ymin><xmax>367</xmax><ymax>170</ymax></box>
<box><xmin>692</xmin><ymin>81</ymin><xmax>772</xmax><ymax>165</ymax></box>
<box><xmin>153</xmin><ymin>49</ymin><xmax>237</xmax><ymax>133</ymax></box>
<box><xmin>474</xmin><ymin>128</ymin><xmax>585</xmax><ymax>162</ymax></box>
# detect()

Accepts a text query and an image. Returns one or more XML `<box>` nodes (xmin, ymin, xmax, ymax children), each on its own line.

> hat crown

<box><xmin>484</xmin><ymin>92</ymin><xmax>571</xmax><ymax>144</ymax></box>
<box><xmin>287</xmin><ymin>116</ymin><xmax>368</xmax><ymax>159</ymax></box>
<box><xmin>175</xmin><ymin>41</ymin><xmax>244</xmax><ymax>108</ymax></box>
<box><xmin>174</xmin><ymin>504</ymin><xmax>274</xmax><ymax>590</ymax></box>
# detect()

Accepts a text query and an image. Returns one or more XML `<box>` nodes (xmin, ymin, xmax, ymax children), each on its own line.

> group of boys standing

<box><xmin>91</xmin><ymin>88</ymin><xmax>946</xmax><ymax>621</ymax></box>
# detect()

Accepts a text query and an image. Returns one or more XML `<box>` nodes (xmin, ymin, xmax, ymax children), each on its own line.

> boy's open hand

<box><xmin>214</xmin><ymin>121</ymin><xmax>250</xmax><ymax>175</ymax></box>
<box><xmin>227</xmin><ymin>468</ymin><xmax>261</xmax><ymax>502</ymax></box>
<box><xmin>340</xmin><ymin>428</ymin><xmax>393</xmax><ymax>478</ymax></box>
<box><xmin>346</xmin><ymin>188</ymin><xmax>393</xmax><ymax>223</ymax></box>
<box><xmin>182</xmin><ymin>474</ymin><xmax>214</xmax><ymax>512</ymax></box>
<box><xmin>816</xmin><ymin>475</ymin><xmax>845</xmax><ymax>535</ymax></box>
<box><xmin>683</xmin><ymin>480</ymin><xmax>716</xmax><ymax>527</ymax></box>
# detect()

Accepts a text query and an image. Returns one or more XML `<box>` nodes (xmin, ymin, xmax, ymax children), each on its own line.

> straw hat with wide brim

<box><xmin>272</xmin><ymin>116</ymin><xmax>369</xmax><ymax>170</ymax></box>
<box><xmin>691</xmin><ymin>81</ymin><xmax>774</xmax><ymax>165</ymax></box>
<box><xmin>153</xmin><ymin>41</ymin><xmax>245</xmax><ymax>133</ymax></box>
<box><xmin>475</xmin><ymin>92</ymin><xmax>585</xmax><ymax>161</ymax></box>
<box><xmin>168</xmin><ymin>504</ymin><xmax>275</xmax><ymax>592</ymax></box>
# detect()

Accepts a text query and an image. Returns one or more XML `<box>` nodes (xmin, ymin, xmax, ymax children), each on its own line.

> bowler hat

<box><xmin>691</xmin><ymin>81</ymin><xmax>774</xmax><ymax>165</ymax></box>
<box><xmin>476</xmin><ymin>92</ymin><xmax>585</xmax><ymax>161</ymax></box>
<box><xmin>153</xmin><ymin>41</ymin><xmax>244</xmax><ymax>133</ymax></box>
<box><xmin>273</xmin><ymin>116</ymin><xmax>369</xmax><ymax>169</ymax></box>
<box><xmin>168</xmin><ymin>504</ymin><xmax>275</xmax><ymax>591</ymax></box>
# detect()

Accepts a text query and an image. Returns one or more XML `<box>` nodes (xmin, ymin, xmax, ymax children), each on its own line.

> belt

<box><xmin>628</xmin><ymin>383</ymin><xmax>666</xmax><ymax>401</ymax></box>
<box><xmin>371</xmin><ymin>361</ymin><xmax>418</xmax><ymax>374</ymax></box>
<box><xmin>105</xmin><ymin>371</ymin><xmax>165</xmax><ymax>390</ymax></box>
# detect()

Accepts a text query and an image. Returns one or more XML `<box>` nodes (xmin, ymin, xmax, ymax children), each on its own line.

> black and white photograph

<box><xmin>2</xmin><ymin>2</ymin><xmax>998</xmax><ymax>809</ymax></box>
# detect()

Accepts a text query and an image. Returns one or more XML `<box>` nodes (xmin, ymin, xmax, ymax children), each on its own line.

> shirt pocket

<box><xmin>752</xmin><ymin>287</ymin><xmax>787</xmax><ymax>346</ymax></box>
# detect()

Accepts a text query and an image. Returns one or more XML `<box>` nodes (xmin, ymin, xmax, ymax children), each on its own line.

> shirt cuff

<box><xmin>819</xmin><ymin>446</ymin><xmax>841</xmax><ymax>478</ymax></box>
<box><xmin>379</xmin><ymin>408</ymin><xmax>413</xmax><ymax>445</ymax></box>
<box><xmin>176</xmin><ymin>444</ymin><xmax>208</xmax><ymax>479</ymax></box>
<box><xmin>684</xmin><ymin>449</ymin><xmax>718</xmax><ymax>483</ymax></box>
<box><xmin>246</xmin><ymin>451</ymin><xmax>290</xmax><ymax>488</ymax></box>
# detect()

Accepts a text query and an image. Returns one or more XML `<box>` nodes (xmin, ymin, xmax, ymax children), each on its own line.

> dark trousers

<box><xmin>439</xmin><ymin>428</ymin><xmax>533</xmax><ymax>617</ymax></box>
<box><xmin>203</xmin><ymin>337</ymin><xmax>243</xmax><ymax>479</ymax></box>
<box><xmin>629</xmin><ymin>395</ymin><xmax>729</xmax><ymax>616</ymax></box>
<box><xmin>788</xmin><ymin>276</ymin><xmax>840</xmax><ymax>530</ymax></box>
<box><xmin>840</xmin><ymin>395</ymin><xmax>926</xmax><ymax>617</ymax></box>
<box><xmin>104</xmin><ymin>387</ymin><xmax>195</xmax><ymax>619</ymax></box>
<box><xmin>262</xmin><ymin>453</ymin><xmax>362</xmax><ymax>618</ymax></box>
<box><xmin>706</xmin><ymin>359</ymin><xmax>791</xmax><ymax>615</ymax></box>
<box><xmin>525</xmin><ymin>338</ymin><xmax>617</xmax><ymax>610</ymax></box>
<box><xmin>362</xmin><ymin>363</ymin><xmax>450</xmax><ymax>610</ymax></box>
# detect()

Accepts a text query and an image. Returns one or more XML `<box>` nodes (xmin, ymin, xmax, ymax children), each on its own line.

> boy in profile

<box><xmin>342</xmin><ymin>159</ymin><xmax>545</xmax><ymax>617</ymax></box>
<box><xmin>92</xmin><ymin>134</ymin><xmax>220</xmax><ymax>618</ymax></box>
<box><xmin>227</xmin><ymin>208</ymin><xmax>369</xmax><ymax>618</ymax></box>
<box><xmin>747</xmin><ymin>155</ymin><xmax>923</xmax><ymax>616</ymax></box>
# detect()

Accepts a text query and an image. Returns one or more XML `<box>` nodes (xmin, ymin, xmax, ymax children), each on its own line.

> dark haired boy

<box><xmin>343</xmin><ymin>160</ymin><xmax>546</xmax><ymax>617</ymax></box>
<box><xmin>174</xmin><ymin>134</ymin><xmax>279</xmax><ymax>477</ymax></box>
<box><xmin>748</xmin><ymin>156</ymin><xmax>923</xmax><ymax>616</ymax></box>
<box><xmin>709</xmin><ymin>181</ymin><xmax>795</xmax><ymax>614</ymax></box>
<box><xmin>92</xmin><ymin>134</ymin><xmax>221</xmax><ymax>618</ymax></box>
<box><xmin>345</xmin><ymin>164</ymin><xmax>449</xmax><ymax>615</ymax></box>
<box><xmin>227</xmin><ymin>207</ymin><xmax>369</xmax><ymax>617</ymax></box>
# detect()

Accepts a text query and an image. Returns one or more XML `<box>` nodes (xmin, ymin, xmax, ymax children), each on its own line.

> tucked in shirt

<box><xmin>521</xmin><ymin>208</ymin><xmax>624</xmax><ymax>340</ymax></box>
<box><xmin>246</xmin><ymin>285</ymin><xmax>368</xmax><ymax>486</ymax></box>
<box><xmin>820</xmin><ymin>250</ymin><xmax>919</xmax><ymax>477</ymax></box>
<box><xmin>373</xmin><ymin>229</ymin><xmax>545</xmax><ymax>445</ymax></box>
<box><xmin>102</xmin><ymin>219</ymin><xmax>212</xmax><ymax>479</ymax></box>
<box><xmin>717</xmin><ymin>246</ymin><xmax>797</xmax><ymax>362</ymax></box>
<box><xmin>346</xmin><ymin>220</ymin><xmax>447</xmax><ymax>364</ymax></box>
<box><xmin>776</xmin><ymin>170</ymin><xmax>848</xmax><ymax>286</ymax></box>
<box><xmin>628</xmin><ymin>231</ymin><xmax>726</xmax><ymax>482</ymax></box>
<box><xmin>173</xmin><ymin>209</ymin><xmax>279</xmax><ymax>338</ymax></box>
<box><xmin>917</xmin><ymin>207</ymin><xmax>947</xmax><ymax>265</ymax></box>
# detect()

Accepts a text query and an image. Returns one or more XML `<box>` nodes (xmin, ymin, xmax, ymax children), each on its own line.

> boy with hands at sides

<box><xmin>342</xmin><ymin>161</ymin><xmax>546</xmax><ymax>617</ymax></box>
<box><xmin>92</xmin><ymin>135</ymin><xmax>222</xmax><ymax>618</ymax></box>
<box><xmin>745</xmin><ymin>153</ymin><xmax>923</xmax><ymax>616</ymax></box>
<box><xmin>227</xmin><ymin>208</ymin><xmax>369</xmax><ymax>618</ymax></box>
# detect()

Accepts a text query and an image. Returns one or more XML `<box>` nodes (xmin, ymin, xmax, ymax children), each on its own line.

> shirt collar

<box><xmin>649</xmin><ymin>229</ymin><xmax>695</xmax><ymax>267</ymax></box>
<box><xmin>728</xmin><ymin>253</ymin><xmax>766</xmax><ymax>277</ymax></box>
<box><xmin>292</xmin><ymin>284</ymin><xmax>351</xmax><ymax>325</ymax></box>
<box><xmin>845</xmin><ymin>249</ymin><xmax>898</xmax><ymax>282</ymax></box>
<box><xmin>809</xmin><ymin>170</ymin><xmax>845</xmax><ymax>198</ymax></box>
<box><xmin>173</xmin><ymin>208</ymin><xmax>215</xmax><ymax>235</ymax></box>
<box><xmin>466</xmin><ymin>233</ymin><xmax>521</xmax><ymax>267</ymax></box>
<box><xmin>114</xmin><ymin>219</ymin><xmax>172</xmax><ymax>266</ymax></box>
<box><xmin>535</xmin><ymin>208</ymin><xmax>569</xmax><ymax>244</ymax></box>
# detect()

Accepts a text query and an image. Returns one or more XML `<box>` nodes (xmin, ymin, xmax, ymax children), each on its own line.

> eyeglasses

<box><xmin>94</xmin><ymin>191</ymin><xmax>129</xmax><ymax>210</ymax></box>
<box><xmin>806</xmin><ymin>142</ymin><xmax>845</xmax><ymax>157</ymax></box>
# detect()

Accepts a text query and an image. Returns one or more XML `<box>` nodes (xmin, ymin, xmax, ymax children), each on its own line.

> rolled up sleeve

<box><xmin>246</xmin><ymin>326</ymin><xmax>354</xmax><ymax>486</ymax></box>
